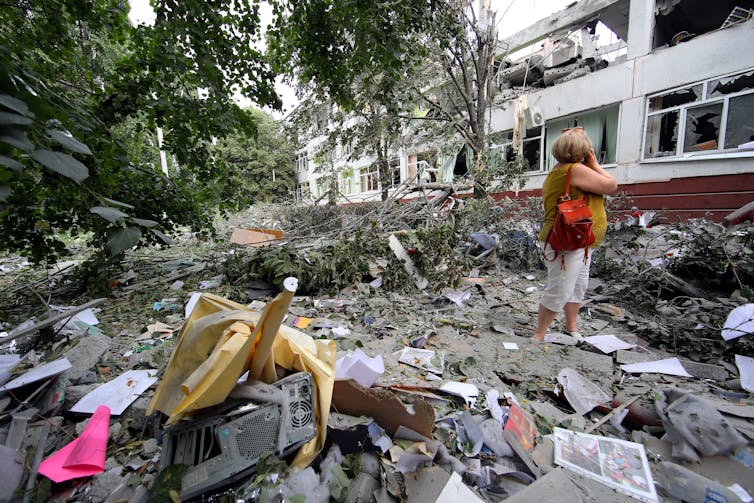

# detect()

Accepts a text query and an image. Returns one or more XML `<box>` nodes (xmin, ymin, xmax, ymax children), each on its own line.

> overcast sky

<box><xmin>127</xmin><ymin>0</ymin><xmax>581</xmax><ymax>115</ymax></box>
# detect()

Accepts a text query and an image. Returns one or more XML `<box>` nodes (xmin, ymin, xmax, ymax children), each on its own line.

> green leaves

<box><xmin>106</xmin><ymin>226</ymin><xmax>142</xmax><ymax>255</ymax></box>
<box><xmin>31</xmin><ymin>150</ymin><xmax>89</xmax><ymax>183</ymax></box>
<box><xmin>90</xmin><ymin>206</ymin><xmax>129</xmax><ymax>223</ymax></box>
<box><xmin>0</xmin><ymin>93</ymin><xmax>32</xmax><ymax>117</ymax></box>
<box><xmin>47</xmin><ymin>129</ymin><xmax>93</xmax><ymax>155</ymax></box>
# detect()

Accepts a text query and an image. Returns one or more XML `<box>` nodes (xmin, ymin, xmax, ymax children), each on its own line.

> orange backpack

<box><xmin>544</xmin><ymin>165</ymin><xmax>595</xmax><ymax>266</ymax></box>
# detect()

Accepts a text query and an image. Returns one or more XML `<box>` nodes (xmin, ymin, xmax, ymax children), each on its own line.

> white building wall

<box><xmin>493</xmin><ymin>12</ymin><xmax>754</xmax><ymax>192</ymax></box>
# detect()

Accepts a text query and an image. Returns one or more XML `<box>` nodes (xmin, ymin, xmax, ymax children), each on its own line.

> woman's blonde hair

<box><xmin>551</xmin><ymin>128</ymin><xmax>592</xmax><ymax>164</ymax></box>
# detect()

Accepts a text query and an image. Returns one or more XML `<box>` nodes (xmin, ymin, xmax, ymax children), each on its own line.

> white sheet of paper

<box><xmin>722</xmin><ymin>304</ymin><xmax>754</xmax><ymax>340</ymax></box>
<box><xmin>620</xmin><ymin>357</ymin><xmax>691</xmax><ymax>377</ymax></box>
<box><xmin>503</xmin><ymin>342</ymin><xmax>519</xmax><ymax>350</ymax></box>
<box><xmin>0</xmin><ymin>357</ymin><xmax>71</xmax><ymax>392</ymax></box>
<box><xmin>50</xmin><ymin>305</ymin><xmax>100</xmax><ymax>330</ymax></box>
<box><xmin>735</xmin><ymin>354</ymin><xmax>754</xmax><ymax>393</ymax></box>
<box><xmin>583</xmin><ymin>334</ymin><xmax>636</xmax><ymax>353</ymax></box>
<box><xmin>185</xmin><ymin>292</ymin><xmax>202</xmax><ymax>318</ymax></box>
<box><xmin>70</xmin><ymin>369</ymin><xmax>158</xmax><ymax>415</ymax></box>
<box><xmin>335</xmin><ymin>349</ymin><xmax>384</xmax><ymax>388</ymax></box>
<box><xmin>435</xmin><ymin>472</ymin><xmax>485</xmax><ymax>503</ymax></box>
<box><xmin>440</xmin><ymin>381</ymin><xmax>479</xmax><ymax>407</ymax></box>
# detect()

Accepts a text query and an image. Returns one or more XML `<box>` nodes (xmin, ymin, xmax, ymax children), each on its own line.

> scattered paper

<box><xmin>331</xmin><ymin>326</ymin><xmax>351</xmax><ymax>338</ymax></box>
<box><xmin>293</xmin><ymin>316</ymin><xmax>312</xmax><ymax>329</ymax></box>
<box><xmin>335</xmin><ymin>349</ymin><xmax>384</xmax><ymax>388</ymax></box>
<box><xmin>398</xmin><ymin>347</ymin><xmax>444</xmax><ymax>374</ymax></box>
<box><xmin>502</xmin><ymin>342</ymin><xmax>519</xmax><ymax>350</ymax></box>
<box><xmin>0</xmin><ymin>354</ymin><xmax>22</xmax><ymax>387</ymax></box>
<box><xmin>735</xmin><ymin>354</ymin><xmax>754</xmax><ymax>393</ymax></box>
<box><xmin>39</xmin><ymin>405</ymin><xmax>110</xmax><ymax>483</ymax></box>
<box><xmin>70</xmin><ymin>369</ymin><xmax>158</xmax><ymax>415</ymax></box>
<box><xmin>620</xmin><ymin>357</ymin><xmax>691</xmax><ymax>377</ymax></box>
<box><xmin>440</xmin><ymin>381</ymin><xmax>479</xmax><ymax>407</ymax></box>
<box><xmin>0</xmin><ymin>358</ymin><xmax>71</xmax><ymax>392</ymax></box>
<box><xmin>486</xmin><ymin>389</ymin><xmax>505</xmax><ymax>425</ymax></box>
<box><xmin>583</xmin><ymin>334</ymin><xmax>636</xmax><ymax>353</ymax></box>
<box><xmin>729</xmin><ymin>483</ymin><xmax>753</xmax><ymax>503</ymax></box>
<box><xmin>185</xmin><ymin>292</ymin><xmax>202</xmax><ymax>318</ymax></box>
<box><xmin>368</xmin><ymin>422</ymin><xmax>393</xmax><ymax>453</ymax></box>
<box><xmin>553</xmin><ymin>428</ymin><xmax>658</xmax><ymax>502</ymax></box>
<box><xmin>436</xmin><ymin>471</ymin><xmax>485</xmax><ymax>503</ymax></box>
<box><xmin>50</xmin><ymin>305</ymin><xmax>99</xmax><ymax>332</ymax></box>
<box><xmin>557</xmin><ymin>368</ymin><xmax>611</xmax><ymax>415</ymax></box>
<box><xmin>722</xmin><ymin>304</ymin><xmax>754</xmax><ymax>340</ymax></box>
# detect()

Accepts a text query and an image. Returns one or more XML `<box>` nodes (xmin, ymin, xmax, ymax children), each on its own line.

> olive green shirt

<box><xmin>538</xmin><ymin>163</ymin><xmax>607</xmax><ymax>247</ymax></box>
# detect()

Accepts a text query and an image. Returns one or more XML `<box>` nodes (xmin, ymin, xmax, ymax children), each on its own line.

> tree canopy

<box><xmin>0</xmin><ymin>0</ymin><xmax>285</xmax><ymax>265</ymax></box>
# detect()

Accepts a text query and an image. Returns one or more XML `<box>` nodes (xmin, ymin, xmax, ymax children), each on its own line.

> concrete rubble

<box><xmin>0</xmin><ymin>201</ymin><xmax>753</xmax><ymax>502</ymax></box>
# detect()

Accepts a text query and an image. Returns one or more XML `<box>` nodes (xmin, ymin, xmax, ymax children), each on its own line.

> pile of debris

<box><xmin>0</xmin><ymin>201</ymin><xmax>752</xmax><ymax>502</ymax></box>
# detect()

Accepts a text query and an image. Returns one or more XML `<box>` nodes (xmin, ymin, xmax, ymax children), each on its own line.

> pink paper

<box><xmin>39</xmin><ymin>405</ymin><xmax>110</xmax><ymax>483</ymax></box>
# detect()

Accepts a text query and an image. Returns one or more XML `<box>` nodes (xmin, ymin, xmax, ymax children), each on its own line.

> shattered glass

<box><xmin>683</xmin><ymin>103</ymin><xmax>722</xmax><ymax>152</ymax></box>
<box><xmin>644</xmin><ymin>110</ymin><xmax>679</xmax><ymax>158</ymax></box>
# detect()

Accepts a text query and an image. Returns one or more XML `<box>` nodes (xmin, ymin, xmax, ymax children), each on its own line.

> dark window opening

<box><xmin>645</xmin><ymin>110</ymin><xmax>679</xmax><ymax>158</ymax></box>
<box><xmin>649</xmin><ymin>85</ymin><xmax>702</xmax><ymax>112</ymax></box>
<box><xmin>708</xmin><ymin>71</ymin><xmax>754</xmax><ymax>98</ymax></box>
<box><xmin>653</xmin><ymin>1</ymin><xmax>754</xmax><ymax>49</ymax></box>
<box><xmin>683</xmin><ymin>103</ymin><xmax>722</xmax><ymax>152</ymax></box>
<box><xmin>454</xmin><ymin>145</ymin><xmax>468</xmax><ymax>177</ymax></box>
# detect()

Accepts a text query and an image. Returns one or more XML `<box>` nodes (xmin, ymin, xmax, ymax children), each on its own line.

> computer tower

<box><xmin>160</xmin><ymin>372</ymin><xmax>316</xmax><ymax>500</ymax></box>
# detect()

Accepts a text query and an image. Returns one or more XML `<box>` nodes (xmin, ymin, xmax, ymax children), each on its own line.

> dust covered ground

<box><xmin>0</xmin><ymin>197</ymin><xmax>753</xmax><ymax>502</ymax></box>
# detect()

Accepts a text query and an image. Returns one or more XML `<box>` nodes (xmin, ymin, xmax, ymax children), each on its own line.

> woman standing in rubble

<box><xmin>532</xmin><ymin>127</ymin><xmax>617</xmax><ymax>341</ymax></box>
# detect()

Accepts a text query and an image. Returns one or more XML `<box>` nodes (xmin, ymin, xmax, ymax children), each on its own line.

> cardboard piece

<box><xmin>229</xmin><ymin>228</ymin><xmax>284</xmax><ymax>246</ymax></box>
<box><xmin>39</xmin><ymin>405</ymin><xmax>110</xmax><ymax>483</ymax></box>
<box><xmin>331</xmin><ymin>379</ymin><xmax>435</xmax><ymax>437</ymax></box>
<box><xmin>503</xmin><ymin>403</ymin><xmax>540</xmax><ymax>478</ymax></box>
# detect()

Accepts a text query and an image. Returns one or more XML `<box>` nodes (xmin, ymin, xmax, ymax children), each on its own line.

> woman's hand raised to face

<box><xmin>571</xmin><ymin>151</ymin><xmax>618</xmax><ymax>196</ymax></box>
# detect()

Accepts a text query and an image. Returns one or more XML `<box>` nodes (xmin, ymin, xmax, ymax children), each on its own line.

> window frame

<box><xmin>359</xmin><ymin>164</ymin><xmax>380</xmax><ymax>193</ymax></box>
<box><xmin>642</xmin><ymin>68</ymin><xmax>754</xmax><ymax>160</ymax></box>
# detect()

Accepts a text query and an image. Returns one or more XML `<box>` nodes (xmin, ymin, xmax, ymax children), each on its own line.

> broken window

<box><xmin>408</xmin><ymin>152</ymin><xmax>438</xmax><ymax>183</ymax></box>
<box><xmin>648</xmin><ymin>85</ymin><xmax>702</xmax><ymax>112</ymax></box>
<box><xmin>545</xmin><ymin>105</ymin><xmax>620</xmax><ymax>170</ymax></box>
<box><xmin>293</xmin><ymin>181</ymin><xmax>310</xmax><ymax>202</ymax></box>
<box><xmin>644</xmin><ymin>110</ymin><xmax>679</xmax><ymax>158</ymax></box>
<box><xmin>653</xmin><ymin>1</ymin><xmax>754</xmax><ymax>49</ymax></box>
<box><xmin>644</xmin><ymin>68</ymin><xmax>754</xmax><ymax>158</ymax></box>
<box><xmin>340</xmin><ymin>170</ymin><xmax>355</xmax><ymax>195</ymax></box>
<box><xmin>388</xmin><ymin>158</ymin><xmax>401</xmax><ymax>188</ymax></box>
<box><xmin>453</xmin><ymin>145</ymin><xmax>468</xmax><ymax>177</ymax></box>
<box><xmin>489</xmin><ymin>127</ymin><xmax>543</xmax><ymax>173</ymax></box>
<box><xmin>316</xmin><ymin>176</ymin><xmax>329</xmax><ymax>198</ymax></box>
<box><xmin>522</xmin><ymin>127</ymin><xmax>543</xmax><ymax>172</ymax></box>
<box><xmin>295</xmin><ymin>152</ymin><xmax>308</xmax><ymax>173</ymax></box>
<box><xmin>683</xmin><ymin>103</ymin><xmax>722</xmax><ymax>152</ymax></box>
<box><xmin>725</xmin><ymin>93</ymin><xmax>754</xmax><ymax>148</ymax></box>
<box><xmin>359</xmin><ymin>164</ymin><xmax>379</xmax><ymax>192</ymax></box>
<box><xmin>489</xmin><ymin>132</ymin><xmax>516</xmax><ymax>169</ymax></box>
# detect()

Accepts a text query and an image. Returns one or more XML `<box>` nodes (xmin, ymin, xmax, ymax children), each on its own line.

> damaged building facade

<box><xmin>292</xmin><ymin>0</ymin><xmax>754</xmax><ymax>221</ymax></box>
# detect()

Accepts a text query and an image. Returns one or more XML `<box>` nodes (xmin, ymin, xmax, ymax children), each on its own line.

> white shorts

<box><xmin>539</xmin><ymin>243</ymin><xmax>592</xmax><ymax>313</ymax></box>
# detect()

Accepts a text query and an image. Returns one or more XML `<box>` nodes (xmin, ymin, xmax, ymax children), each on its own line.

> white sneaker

<box><xmin>564</xmin><ymin>330</ymin><xmax>584</xmax><ymax>341</ymax></box>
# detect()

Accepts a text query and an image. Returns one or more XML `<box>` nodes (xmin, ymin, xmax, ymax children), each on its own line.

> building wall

<box><xmin>291</xmin><ymin>1</ymin><xmax>754</xmax><ymax>219</ymax></box>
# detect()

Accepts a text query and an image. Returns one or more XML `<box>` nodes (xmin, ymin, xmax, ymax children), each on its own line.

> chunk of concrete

<box><xmin>62</xmin><ymin>332</ymin><xmax>111</xmax><ymax>382</ymax></box>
